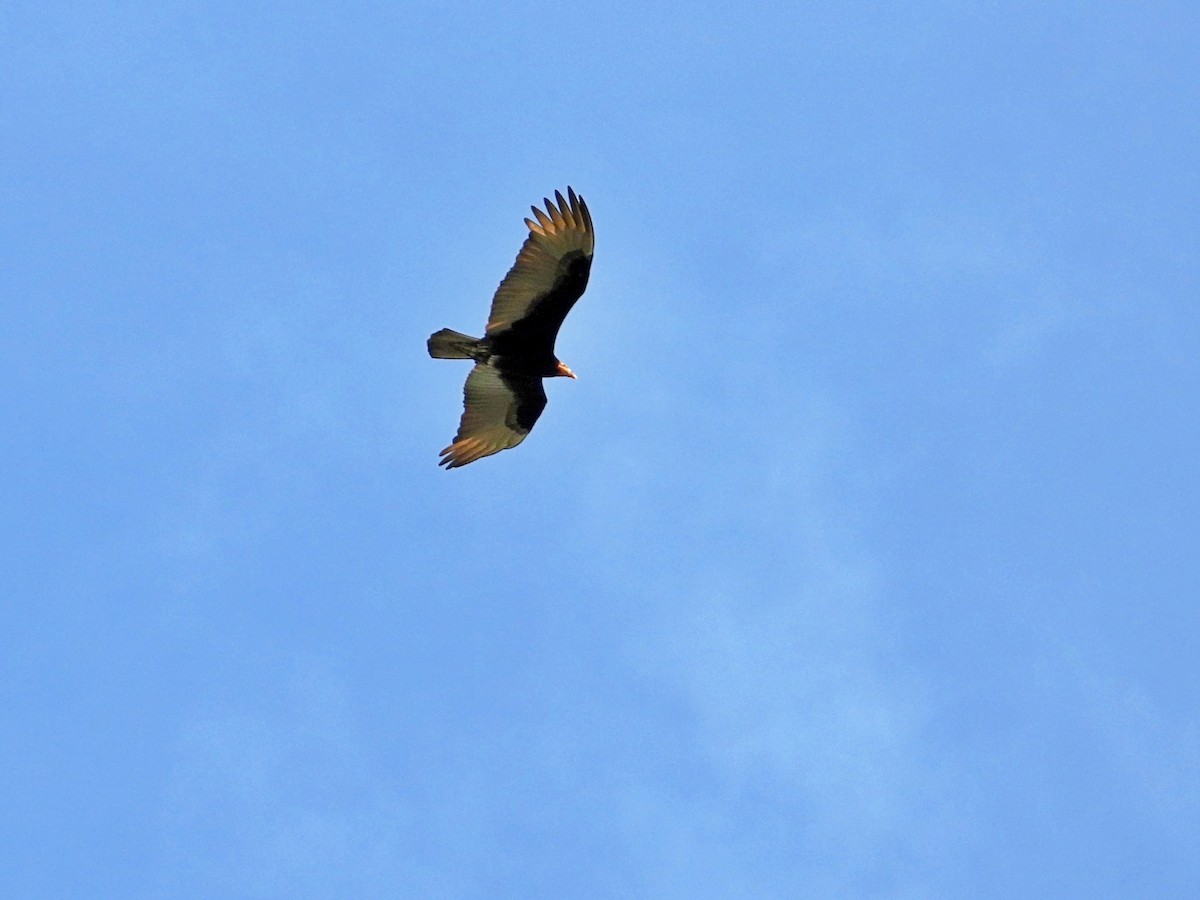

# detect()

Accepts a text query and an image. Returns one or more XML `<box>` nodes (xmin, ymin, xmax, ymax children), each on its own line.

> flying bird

<box><xmin>427</xmin><ymin>187</ymin><xmax>594</xmax><ymax>468</ymax></box>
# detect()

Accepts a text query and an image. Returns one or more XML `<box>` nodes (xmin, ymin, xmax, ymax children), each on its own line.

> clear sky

<box><xmin>3</xmin><ymin>2</ymin><xmax>1198</xmax><ymax>897</ymax></box>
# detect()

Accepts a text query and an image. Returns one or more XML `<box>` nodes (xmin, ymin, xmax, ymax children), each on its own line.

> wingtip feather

<box><xmin>545</xmin><ymin>195</ymin><xmax>566</xmax><ymax>228</ymax></box>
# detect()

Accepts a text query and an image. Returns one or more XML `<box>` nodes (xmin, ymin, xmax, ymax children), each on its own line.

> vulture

<box><xmin>427</xmin><ymin>187</ymin><xmax>594</xmax><ymax>468</ymax></box>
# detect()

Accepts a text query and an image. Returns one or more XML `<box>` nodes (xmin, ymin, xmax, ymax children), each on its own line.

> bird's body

<box><xmin>427</xmin><ymin>188</ymin><xmax>594</xmax><ymax>468</ymax></box>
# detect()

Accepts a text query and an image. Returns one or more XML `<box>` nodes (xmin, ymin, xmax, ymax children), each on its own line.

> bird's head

<box><xmin>554</xmin><ymin>361</ymin><xmax>577</xmax><ymax>379</ymax></box>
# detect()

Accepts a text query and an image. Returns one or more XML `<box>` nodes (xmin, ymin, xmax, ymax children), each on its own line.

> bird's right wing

<box><xmin>485</xmin><ymin>188</ymin><xmax>594</xmax><ymax>337</ymax></box>
<box><xmin>439</xmin><ymin>364</ymin><xmax>547</xmax><ymax>468</ymax></box>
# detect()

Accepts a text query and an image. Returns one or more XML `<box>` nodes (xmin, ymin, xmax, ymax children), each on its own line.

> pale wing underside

<box><xmin>485</xmin><ymin>188</ymin><xmax>594</xmax><ymax>335</ymax></box>
<box><xmin>439</xmin><ymin>364</ymin><xmax>546</xmax><ymax>469</ymax></box>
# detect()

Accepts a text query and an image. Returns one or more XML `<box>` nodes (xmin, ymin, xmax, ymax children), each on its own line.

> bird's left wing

<box><xmin>439</xmin><ymin>364</ymin><xmax>547</xmax><ymax>468</ymax></box>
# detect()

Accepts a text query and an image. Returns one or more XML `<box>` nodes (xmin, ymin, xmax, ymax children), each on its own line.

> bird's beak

<box><xmin>557</xmin><ymin>362</ymin><xmax>577</xmax><ymax>379</ymax></box>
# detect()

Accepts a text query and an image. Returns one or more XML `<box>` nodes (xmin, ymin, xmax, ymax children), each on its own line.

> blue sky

<box><xmin>2</xmin><ymin>2</ymin><xmax>1198</xmax><ymax>897</ymax></box>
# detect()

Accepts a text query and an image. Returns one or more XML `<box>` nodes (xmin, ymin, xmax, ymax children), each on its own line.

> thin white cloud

<box><xmin>569</xmin><ymin>369</ymin><xmax>967</xmax><ymax>895</ymax></box>
<box><xmin>754</xmin><ymin>199</ymin><xmax>1095</xmax><ymax>377</ymax></box>
<box><xmin>156</xmin><ymin>658</ymin><xmax>468</xmax><ymax>899</ymax></box>
<box><xmin>1069</xmin><ymin>655</ymin><xmax>1200</xmax><ymax>848</ymax></box>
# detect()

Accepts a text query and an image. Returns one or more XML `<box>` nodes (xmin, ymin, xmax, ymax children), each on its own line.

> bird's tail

<box><xmin>427</xmin><ymin>328</ymin><xmax>483</xmax><ymax>360</ymax></box>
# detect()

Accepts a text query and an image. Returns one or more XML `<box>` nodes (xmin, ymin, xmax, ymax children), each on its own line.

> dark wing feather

<box><xmin>485</xmin><ymin>188</ymin><xmax>594</xmax><ymax>345</ymax></box>
<box><xmin>439</xmin><ymin>364</ymin><xmax>547</xmax><ymax>468</ymax></box>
